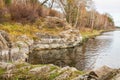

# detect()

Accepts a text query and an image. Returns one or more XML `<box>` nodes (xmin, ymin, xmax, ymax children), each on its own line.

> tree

<box><xmin>86</xmin><ymin>0</ymin><xmax>96</xmax><ymax>30</ymax></box>
<box><xmin>54</xmin><ymin>0</ymin><xmax>82</xmax><ymax>27</ymax></box>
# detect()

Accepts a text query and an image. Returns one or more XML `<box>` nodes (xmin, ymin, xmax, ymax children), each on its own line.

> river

<box><xmin>29</xmin><ymin>30</ymin><xmax>120</xmax><ymax>70</ymax></box>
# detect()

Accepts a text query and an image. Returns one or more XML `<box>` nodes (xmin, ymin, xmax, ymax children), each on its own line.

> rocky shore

<box><xmin>0</xmin><ymin>26</ymin><xmax>118</xmax><ymax>80</ymax></box>
<box><xmin>0</xmin><ymin>62</ymin><xmax>120</xmax><ymax>80</ymax></box>
<box><xmin>0</xmin><ymin>27</ymin><xmax>82</xmax><ymax>62</ymax></box>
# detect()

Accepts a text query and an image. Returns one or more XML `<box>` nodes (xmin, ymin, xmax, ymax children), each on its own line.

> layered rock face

<box><xmin>0</xmin><ymin>30</ymin><xmax>33</xmax><ymax>62</ymax></box>
<box><xmin>0</xmin><ymin>28</ymin><xmax>82</xmax><ymax>62</ymax></box>
<box><xmin>0</xmin><ymin>30</ymin><xmax>11</xmax><ymax>49</ymax></box>
<box><xmin>0</xmin><ymin>30</ymin><xmax>12</xmax><ymax>61</ymax></box>
<box><xmin>33</xmin><ymin>29</ymin><xmax>82</xmax><ymax>50</ymax></box>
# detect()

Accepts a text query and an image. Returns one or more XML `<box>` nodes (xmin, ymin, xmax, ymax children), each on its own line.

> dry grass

<box><xmin>0</xmin><ymin>22</ymin><xmax>64</xmax><ymax>41</ymax></box>
<box><xmin>0</xmin><ymin>23</ymin><xmax>104</xmax><ymax>42</ymax></box>
<box><xmin>80</xmin><ymin>28</ymin><xmax>103</xmax><ymax>38</ymax></box>
<box><xmin>39</xmin><ymin>26</ymin><xmax>64</xmax><ymax>36</ymax></box>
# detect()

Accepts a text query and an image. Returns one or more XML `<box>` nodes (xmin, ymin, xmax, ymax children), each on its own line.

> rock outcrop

<box><xmin>0</xmin><ymin>62</ymin><xmax>120</xmax><ymax>80</ymax></box>
<box><xmin>110</xmin><ymin>70</ymin><xmax>120</xmax><ymax>80</ymax></box>
<box><xmin>0</xmin><ymin>30</ymin><xmax>119</xmax><ymax>80</ymax></box>
<box><xmin>0</xmin><ymin>62</ymin><xmax>99</xmax><ymax>80</ymax></box>
<box><xmin>0</xmin><ymin>28</ymin><xmax>82</xmax><ymax>62</ymax></box>
<box><xmin>0</xmin><ymin>30</ymin><xmax>12</xmax><ymax>49</ymax></box>
<box><xmin>0</xmin><ymin>31</ymin><xmax>33</xmax><ymax>62</ymax></box>
<box><xmin>33</xmin><ymin>29</ymin><xmax>82</xmax><ymax>50</ymax></box>
<box><xmin>90</xmin><ymin>66</ymin><xmax>120</xmax><ymax>80</ymax></box>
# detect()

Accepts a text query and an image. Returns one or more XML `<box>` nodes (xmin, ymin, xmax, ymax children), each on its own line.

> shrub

<box><xmin>0</xmin><ymin>8</ymin><xmax>10</xmax><ymax>23</ymax></box>
<box><xmin>45</xmin><ymin>16</ymin><xmax>67</xmax><ymax>28</ymax></box>
<box><xmin>0</xmin><ymin>9</ymin><xmax>4</xmax><ymax>22</ymax></box>
<box><xmin>49</xmin><ymin>9</ymin><xmax>59</xmax><ymax>17</ymax></box>
<box><xmin>9</xmin><ymin>4</ymin><xmax>38</xmax><ymax>23</ymax></box>
<box><xmin>37</xmin><ymin>6</ymin><xmax>49</xmax><ymax>17</ymax></box>
<box><xmin>0</xmin><ymin>1</ymin><xmax>62</xmax><ymax>24</ymax></box>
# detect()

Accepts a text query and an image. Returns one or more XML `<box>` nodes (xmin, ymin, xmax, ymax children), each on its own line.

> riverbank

<box><xmin>0</xmin><ymin>22</ymin><xmax>115</xmax><ymax>63</ymax></box>
<box><xmin>0</xmin><ymin>22</ymin><xmax>115</xmax><ymax>50</ymax></box>
<box><xmin>81</xmin><ymin>28</ymin><xmax>115</xmax><ymax>43</ymax></box>
<box><xmin>0</xmin><ymin>22</ymin><xmax>116</xmax><ymax>80</ymax></box>
<box><xmin>1</xmin><ymin>22</ymin><xmax>82</xmax><ymax>51</ymax></box>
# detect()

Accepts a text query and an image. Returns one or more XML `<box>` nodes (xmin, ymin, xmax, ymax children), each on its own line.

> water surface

<box><xmin>92</xmin><ymin>30</ymin><xmax>120</xmax><ymax>69</ymax></box>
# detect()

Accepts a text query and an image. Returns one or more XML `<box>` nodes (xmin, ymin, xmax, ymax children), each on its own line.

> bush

<box><xmin>37</xmin><ymin>6</ymin><xmax>49</xmax><ymax>17</ymax></box>
<box><xmin>49</xmin><ymin>9</ymin><xmax>59</xmax><ymax>17</ymax></box>
<box><xmin>0</xmin><ymin>8</ymin><xmax>10</xmax><ymax>23</ymax></box>
<box><xmin>45</xmin><ymin>16</ymin><xmax>67</xmax><ymax>28</ymax></box>
<box><xmin>9</xmin><ymin>4</ymin><xmax>38</xmax><ymax>23</ymax></box>
<box><xmin>0</xmin><ymin>9</ymin><xmax>4</xmax><ymax>21</ymax></box>
<box><xmin>0</xmin><ymin>1</ymin><xmax>62</xmax><ymax>24</ymax></box>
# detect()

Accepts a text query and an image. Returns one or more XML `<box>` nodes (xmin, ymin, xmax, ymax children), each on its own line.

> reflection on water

<box><xmin>29</xmin><ymin>47</ymin><xmax>87</xmax><ymax>70</ymax></box>
<box><xmin>29</xmin><ymin>30</ymin><xmax>120</xmax><ymax>70</ymax></box>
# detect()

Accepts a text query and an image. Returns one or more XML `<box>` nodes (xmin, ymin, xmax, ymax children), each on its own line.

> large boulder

<box><xmin>95</xmin><ymin>66</ymin><xmax>113</xmax><ymax>78</ymax></box>
<box><xmin>111</xmin><ymin>70</ymin><xmax>120</xmax><ymax>80</ymax></box>
<box><xmin>93</xmin><ymin>66</ymin><xmax>119</xmax><ymax>80</ymax></box>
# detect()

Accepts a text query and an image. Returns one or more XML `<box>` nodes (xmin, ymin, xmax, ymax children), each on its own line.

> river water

<box><xmin>29</xmin><ymin>30</ymin><xmax>120</xmax><ymax>70</ymax></box>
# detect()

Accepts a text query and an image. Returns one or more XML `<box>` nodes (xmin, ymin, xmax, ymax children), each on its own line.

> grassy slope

<box><xmin>0</xmin><ymin>22</ymin><xmax>64</xmax><ymax>41</ymax></box>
